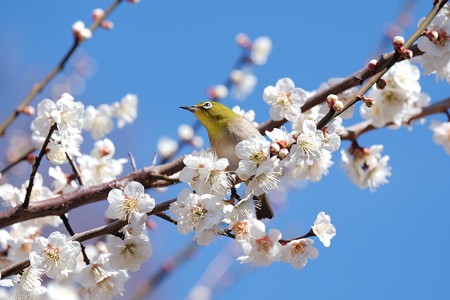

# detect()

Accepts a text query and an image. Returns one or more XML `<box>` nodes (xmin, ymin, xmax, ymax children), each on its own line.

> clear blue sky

<box><xmin>0</xmin><ymin>1</ymin><xmax>449</xmax><ymax>299</ymax></box>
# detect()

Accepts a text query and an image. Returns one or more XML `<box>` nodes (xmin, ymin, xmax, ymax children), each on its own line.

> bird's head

<box><xmin>180</xmin><ymin>101</ymin><xmax>238</xmax><ymax>136</ymax></box>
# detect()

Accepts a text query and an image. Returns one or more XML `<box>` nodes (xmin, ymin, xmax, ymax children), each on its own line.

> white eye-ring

<box><xmin>202</xmin><ymin>101</ymin><xmax>213</xmax><ymax>110</ymax></box>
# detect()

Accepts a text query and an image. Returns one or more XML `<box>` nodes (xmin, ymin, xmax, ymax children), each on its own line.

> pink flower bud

<box><xmin>362</xmin><ymin>96</ymin><xmax>375</xmax><ymax>108</ymax></box>
<box><xmin>101</xmin><ymin>20</ymin><xmax>114</xmax><ymax>30</ymax></box>
<box><xmin>270</xmin><ymin>142</ymin><xmax>281</xmax><ymax>156</ymax></box>
<box><xmin>393</xmin><ymin>35</ymin><xmax>405</xmax><ymax>49</ymax></box>
<box><xmin>402</xmin><ymin>49</ymin><xmax>413</xmax><ymax>59</ymax></box>
<box><xmin>235</xmin><ymin>33</ymin><xmax>251</xmax><ymax>48</ymax></box>
<box><xmin>19</xmin><ymin>106</ymin><xmax>35</xmax><ymax>115</ymax></box>
<box><xmin>92</xmin><ymin>8</ymin><xmax>104</xmax><ymax>22</ymax></box>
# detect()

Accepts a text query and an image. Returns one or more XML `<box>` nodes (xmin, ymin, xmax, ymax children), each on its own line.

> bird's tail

<box><xmin>253</xmin><ymin>193</ymin><xmax>274</xmax><ymax>219</ymax></box>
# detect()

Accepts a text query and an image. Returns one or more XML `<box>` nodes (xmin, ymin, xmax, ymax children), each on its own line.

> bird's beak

<box><xmin>180</xmin><ymin>105</ymin><xmax>197</xmax><ymax>112</ymax></box>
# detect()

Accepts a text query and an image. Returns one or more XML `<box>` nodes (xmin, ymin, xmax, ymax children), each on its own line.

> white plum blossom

<box><xmin>250</xmin><ymin>36</ymin><xmax>272</xmax><ymax>65</ymax></box>
<box><xmin>235</xmin><ymin>135</ymin><xmax>271</xmax><ymax>180</ymax></box>
<box><xmin>280</xmin><ymin>238</ymin><xmax>319</xmax><ymax>269</ymax></box>
<box><xmin>77</xmin><ymin>139</ymin><xmax>127</xmax><ymax>185</ymax></box>
<box><xmin>341</xmin><ymin>145</ymin><xmax>392</xmax><ymax>192</ymax></box>
<box><xmin>106</xmin><ymin>181</ymin><xmax>155</xmax><ymax>221</ymax></box>
<box><xmin>121</xmin><ymin>212</ymin><xmax>148</xmax><ymax>237</ymax></box>
<box><xmin>179</xmin><ymin>151</ymin><xmax>230</xmax><ymax>198</ymax></box>
<box><xmin>157</xmin><ymin>136</ymin><xmax>179</xmax><ymax>159</ymax></box>
<box><xmin>430</xmin><ymin>121</ymin><xmax>450</xmax><ymax>154</ymax></box>
<box><xmin>77</xmin><ymin>255</ymin><xmax>129</xmax><ymax>299</ymax></box>
<box><xmin>246</xmin><ymin>157</ymin><xmax>281</xmax><ymax>196</ymax></box>
<box><xmin>112</xmin><ymin>93</ymin><xmax>138</xmax><ymax>128</ymax></box>
<box><xmin>106</xmin><ymin>235</ymin><xmax>152</xmax><ymax>272</ymax></box>
<box><xmin>284</xmin><ymin>149</ymin><xmax>333</xmax><ymax>182</ymax></box>
<box><xmin>83</xmin><ymin>104</ymin><xmax>114</xmax><ymax>140</ymax></box>
<box><xmin>321</xmin><ymin>117</ymin><xmax>342</xmax><ymax>153</ymax></box>
<box><xmin>311</xmin><ymin>211</ymin><xmax>336</xmax><ymax>247</ymax></box>
<box><xmin>170</xmin><ymin>189</ymin><xmax>230</xmax><ymax>244</ymax></box>
<box><xmin>0</xmin><ymin>174</ymin><xmax>61</xmax><ymax>229</ymax></box>
<box><xmin>263</xmin><ymin>77</ymin><xmax>307</xmax><ymax>121</ymax></box>
<box><xmin>230</xmin><ymin>69</ymin><xmax>257</xmax><ymax>100</ymax></box>
<box><xmin>360</xmin><ymin>60</ymin><xmax>430</xmax><ymax>128</ymax></box>
<box><xmin>0</xmin><ymin>183</ymin><xmax>21</xmax><ymax>207</ymax></box>
<box><xmin>237</xmin><ymin>219</ymin><xmax>282</xmax><ymax>267</ymax></box>
<box><xmin>415</xmin><ymin>7</ymin><xmax>450</xmax><ymax>82</ymax></box>
<box><xmin>12</xmin><ymin>267</ymin><xmax>46</xmax><ymax>299</ymax></box>
<box><xmin>289</xmin><ymin>120</ymin><xmax>324</xmax><ymax>165</ymax></box>
<box><xmin>29</xmin><ymin>231</ymin><xmax>81</xmax><ymax>279</ymax></box>
<box><xmin>49</xmin><ymin>166</ymin><xmax>78</xmax><ymax>194</ymax></box>
<box><xmin>31</xmin><ymin>93</ymin><xmax>84</xmax><ymax>163</ymax></box>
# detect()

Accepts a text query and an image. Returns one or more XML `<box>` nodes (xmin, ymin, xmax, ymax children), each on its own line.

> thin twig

<box><xmin>60</xmin><ymin>214</ymin><xmax>90</xmax><ymax>265</ymax></box>
<box><xmin>0</xmin><ymin>0</ymin><xmax>123</xmax><ymax>137</ymax></box>
<box><xmin>341</xmin><ymin>97</ymin><xmax>450</xmax><ymax>140</ymax></box>
<box><xmin>128</xmin><ymin>152</ymin><xmax>138</xmax><ymax>172</ymax></box>
<box><xmin>316</xmin><ymin>0</ymin><xmax>448</xmax><ymax>130</ymax></box>
<box><xmin>22</xmin><ymin>123</ymin><xmax>57</xmax><ymax>208</ymax></box>
<box><xmin>0</xmin><ymin>147</ymin><xmax>37</xmax><ymax>174</ymax></box>
<box><xmin>65</xmin><ymin>152</ymin><xmax>84</xmax><ymax>186</ymax></box>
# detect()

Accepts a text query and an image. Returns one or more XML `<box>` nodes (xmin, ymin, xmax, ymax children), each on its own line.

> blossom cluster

<box><xmin>360</xmin><ymin>60</ymin><xmax>430</xmax><ymax>128</ymax></box>
<box><xmin>0</xmin><ymin>181</ymin><xmax>154</xmax><ymax>299</ymax></box>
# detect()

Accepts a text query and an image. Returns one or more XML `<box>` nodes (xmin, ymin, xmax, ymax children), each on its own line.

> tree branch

<box><xmin>0</xmin><ymin>0</ymin><xmax>123</xmax><ymax>137</ymax></box>
<box><xmin>341</xmin><ymin>96</ymin><xmax>450</xmax><ymax>140</ymax></box>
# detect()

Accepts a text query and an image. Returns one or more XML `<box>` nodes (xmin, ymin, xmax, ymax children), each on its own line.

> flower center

<box><xmin>123</xmin><ymin>195</ymin><xmax>139</xmax><ymax>214</ymax></box>
<box><xmin>256</xmin><ymin>236</ymin><xmax>273</xmax><ymax>254</ymax></box>
<box><xmin>250</xmin><ymin>150</ymin><xmax>266</xmax><ymax>165</ymax></box>
<box><xmin>291</xmin><ymin>240</ymin><xmax>306</xmax><ymax>256</ymax></box>
<box><xmin>232</xmin><ymin>221</ymin><xmax>249</xmax><ymax>239</ymax></box>
<box><xmin>192</xmin><ymin>205</ymin><xmax>207</xmax><ymax>222</ymax></box>
<box><xmin>43</xmin><ymin>244</ymin><xmax>60</xmax><ymax>262</ymax></box>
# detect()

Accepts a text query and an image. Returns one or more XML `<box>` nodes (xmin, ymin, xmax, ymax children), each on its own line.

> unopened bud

<box><xmin>333</xmin><ymin>100</ymin><xmax>344</xmax><ymax>112</ymax></box>
<box><xmin>92</xmin><ymin>8</ymin><xmax>104</xmax><ymax>22</ymax></box>
<box><xmin>27</xmin><ymin>153</ymin><xmax>36</xmax><ymax>164</ymax></box>
<box><xmin>101</xmin><ymin>20</ymin><xmax>114</xmax><ymax>30</ymax></box>
<box><xmin>424</xmin><ymin>29</ymin><xmax>439</xmax><ymax>42</ymax></box>
<box><xmin>72</xmin><ymin>21</ymin><xmax>92</xmax><ymax>41</ymax></box>
<box><xmin>19</xmin><ymin>106</ymin><xmax>35</xmax><ymax>115</ymax></box>
<box><xmin>278</xmin><ymin>148</ymin><xmax>289</xmax><ymax>160</ymax></box>
<box><xmin>402</xmin><ymin>49</ymin><xmax>413</xmax><ymax>59</ymax></box>
<box><xmin>191</xmin><ymin>136</ymin><xmax>204</xmax><ymax>148</ymax></box>
<box><xmin>207</xmin><ymin>84</ymin><xmax>228</xmax><ymax>99</ymax></box>
<box><xmin>393</xmin><ymin>35</ymin><xmax>405</xmax><ymax>49</ymax></box>
<box><xmin>362</xmin><ymin>96</ymin><xmax>375</xmax><ymax>108</ymax></box>
<box><xmin>270</xmin><ymin>142</ymin><xmax>281</xmax><ymax>155</ymax></box>
<box><xmin>376</xmin><ymin>78</ymin><xmax>387</xmax><ymax>89</ymax></box>
<box><xmin>326</xmin><ymin>94</ymin><xmax>339</xmax><ymax>108</ymax></box>
<box><xmin>368</xmin><ymin>59</ymin><xmax>378</xmax><ymax>71</ymax></box>
<box><xmin>178</xmin><ymin>124</ymin><xmax>194</xmax><ymax>141</ymax></box>
<box><xmin>235</xmin><ymin>33</ymin><xmax>251</xmax><ymax>49</ymax></box>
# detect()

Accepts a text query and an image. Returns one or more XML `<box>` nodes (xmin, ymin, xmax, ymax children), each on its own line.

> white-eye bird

<box><xmin>180</xmin><ymin>100</ymin><xmax>274</xmax><ymax>219</ymax></box>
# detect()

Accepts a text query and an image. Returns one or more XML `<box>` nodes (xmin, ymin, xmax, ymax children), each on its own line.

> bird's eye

<box><xmin>202</xmin><ymin>101</ymin><xmax>213</xmax><ymax>110</ymax></box>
